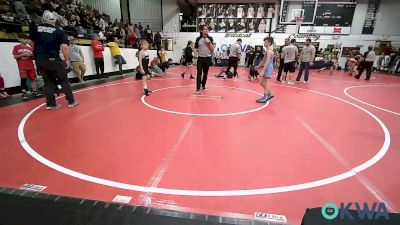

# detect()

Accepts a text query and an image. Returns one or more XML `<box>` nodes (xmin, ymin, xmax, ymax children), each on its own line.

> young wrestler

<box><xmin>137</xmin><ymin>40</ymin><xmax>152</xmax><ymax>96</ymax></box>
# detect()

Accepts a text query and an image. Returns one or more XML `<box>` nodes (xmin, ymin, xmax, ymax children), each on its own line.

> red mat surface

<box><xmin>1</xmin><ymin>67</ymin><xmax>399</xmax><ymax>224</ymax></box>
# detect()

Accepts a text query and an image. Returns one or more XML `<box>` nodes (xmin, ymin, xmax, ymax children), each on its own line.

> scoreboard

<box><xmin>314</xmin><ymin>3</ymin><xmax>356</xmax><ymax>27</ymax></box>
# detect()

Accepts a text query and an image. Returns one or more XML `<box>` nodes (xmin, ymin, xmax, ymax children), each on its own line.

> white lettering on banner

<box><xmin>220</xmin><ymin>44</ymin><xmax>249</xmax><ymax>53</ymax></box>
<box><xmin>224</xmin><ymin>33</ymin><xmax>252</xmax><ymax>38</ymax></box>
<box><xmin>289</xmin><ymin>33</ymin><xmax>321</xmax><ymax>41</ymax></box>
<box><xmin>255</xmin><ymin>212</ymin><xmax>287</xmax><ymax>223</ymax></box>
<box><xmin>112</xmin><ymin>195</ymin><xmax>132</xmax><ymax>204</ymax></box>
<box><xmin>20</xmin><ymin>184</ymin><xmax>47</xmax><ymax>192</ymax></box>
<box><xmin>37</xmin><ymin>26</ymin><xmax>56</xmax><ymax>34</ymax></box>
<box><xmin>145</xmin><ymin>197</ymin><xmax>177</xmax><ymax>206</ymax></box>
<box><xmin>307</xmin><ymin>26</ymin><xmax>318</xmax><ymax>33</ymax></box>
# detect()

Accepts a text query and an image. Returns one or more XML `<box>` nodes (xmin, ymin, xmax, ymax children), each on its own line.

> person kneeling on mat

<box><xmin>215</xmin><ymin>66</ymin><xmax>235</xmax><ymax>79</ymax></box>
<box><xmin>151</xmin><ymin>58</ymin><xmax>173</xmax><ymax>77</ymax></box>
<box><xmin>248</xmin><ymin>65</ymin><xmax>259</xmax><ymax>81</ymax></box>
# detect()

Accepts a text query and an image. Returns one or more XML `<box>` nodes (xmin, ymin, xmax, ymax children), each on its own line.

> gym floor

<box><xmin>0</xmin><ymin>66</ymin><xmax>399</xmax><ymax>224</ymax></box>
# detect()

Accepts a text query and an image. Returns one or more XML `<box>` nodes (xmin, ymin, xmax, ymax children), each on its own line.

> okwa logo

<box><xmin>322</xmin><ymin>202</ymin><xmax>389</xmax><ymax>220</ymax></box>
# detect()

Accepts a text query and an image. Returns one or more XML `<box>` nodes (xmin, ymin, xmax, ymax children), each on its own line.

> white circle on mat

<box><xmin>141</xmin><ymin>85</ymin><xmax>269</xmax><ymax>117</ymax></box>
<box><xmin>17</xmin><ymin>81</ymin><xmax>390</xmax><ymax>196</ymax></box>
<box><xmin>344</xmin><ymin>85</ymin><xmax>400</xmax><ymax>116</ymax></box>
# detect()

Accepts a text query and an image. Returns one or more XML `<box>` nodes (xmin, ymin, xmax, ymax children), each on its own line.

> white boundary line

<box><xmin>141</xmin><ymin>85</ymin><xmax>269</xmax><ymax>117</ymax></box>
<box><xmin>17</xmin><ymin>80</ymin><xmax>391</xmax><ymax>196</ymax></box>
<box><xmin>344</xmin><ymin>85</ymin><xmax>400</xmax><ymax>116</ymax></box>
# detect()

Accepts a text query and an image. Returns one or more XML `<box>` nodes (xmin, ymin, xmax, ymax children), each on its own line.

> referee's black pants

<box><xmin>36</xmin><ymin>59</ymin><xmax>75</xmax><ymax>107</ymax></box>
<box><xmin>277</xmin><ymin>58</ymin><xmax>285</xmax><ymax>81</ymax></box>
<box><xmin>196</xmin><ymin>57</ymin><xmax>211</xmax><ymax>90</ymax></box>
<box><xmin>356</xmin><ymin>61</ymin><xmax>374</xmax><ymax>80</ymax></box>
<box><xmin>226</xmin><ymin>57</ymin><xmax>239</xmax><ymax>78</ymax></box>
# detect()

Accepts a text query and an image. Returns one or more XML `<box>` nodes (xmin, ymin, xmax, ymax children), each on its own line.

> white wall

<box><xmin>129</xmin><ymin>0</ymin><xmax>163</xmax><ymax>31</ymax></box>
<box><xmin>169</xmin><ymin>32</ymin><xmax>400</xmax><ymax>68</ymax></box>
<box><xmin>0</xmin><ymin>42</ymin><xmax>172</xmax><ymax>88</ymax></box>
<box><xmin>162</xmin><ymin>0</ymin><xmax>180</xmax><ymax>33</ymax></box>
<box><xmin>120</xmin><ymin>0</ymin><xmax>129</xmax><ymax>22</ymax></box>
<box><xmin>82</xmin><ymin>0</ymin><xmax>122</xmax><ymax>20</ymax></box>
<box><xmin>373</xmin><ymin>0</ymin><xmax>400</xmax><ymax>35</ymax></box>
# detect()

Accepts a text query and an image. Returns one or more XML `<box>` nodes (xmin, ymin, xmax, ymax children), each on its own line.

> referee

<box><xmin>194</xmin><ymin>25</ymin><xmax>214</xmax><ymax>94</ymax></box>
<box><xmin>224</xmin><ymin>38</ymin><xmax>242</xmax><ymax>79</ymax></box>
<box><xmin>30</xmin><ymin>10</ymin><xmax>78</xmax><ymax>109</ymax></box>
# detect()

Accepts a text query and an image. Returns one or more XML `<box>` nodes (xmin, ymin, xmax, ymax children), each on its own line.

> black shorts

<box><xmin>184</xmin><ymin>57</ymin><xmax>193</xmax><ymax>66</ymax></box>
<box><xmin>284</xmin><ymin>61</ymin><xmax>296</xmax><ymax>73</ymax></box>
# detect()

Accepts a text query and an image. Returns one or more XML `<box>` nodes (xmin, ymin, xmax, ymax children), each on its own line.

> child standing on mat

<box><xmin>12</xmin><ymin>34</ymin><xmax>42</xmax><ymax>100</ymax></box>
<box><xmin>181</xmin><ymin>40</ymin><xmax>195</xmax><ymax>79</ymax></box>
<box><xmin>256</xmin><ymin>37</ymin><xmax>275</xmax><ymax>103</ymax></box>
<box><xmin>137</xmin><ymin>40</ymin><xmax>152</xmax><ymax>96</ymax></box>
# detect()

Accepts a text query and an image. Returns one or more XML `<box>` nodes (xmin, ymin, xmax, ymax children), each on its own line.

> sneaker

<box><xmin>265</xmin><ymin>93</ymin><xmax>274</xmax><ymax>101</ymax></box>
<box><xmin>256</xmin><ymin>96</ymin><xmax>267</xmax><ymax>103</ymax></box>
<box><xmin>302</xmin><ymin>81</ymin><xmax>308</xmax><ymax>83</ymax></box>
<box><xmin>68</xmin><ymin>101</ymin><xmax>79</xmax><ymax>108</ymax></box>
<box><xmin>0</xmin><ymin>93</ymin><xmax>6</xmax><ymax>98</ymax></box>
<box><xmin>287</xmin><ymin>81</ymin><xmax>295</xmax><ymax>85</ymax></box>
<box><xmin>22</xmin><ymin>93</ymin><xmax>28</xmax><ymax>100</ymax></box>
<box><xmin>33</xmin><ymin>92</ymin><xmax>42</xmax><ymax>97</ymax></box>
<box><xmin>190</xmin><ymin>75</ymin><xmax>195</xmax><ymax>79</ymax></box>
<box><xmin>144</xmin><ymin>89</ymin><xmax>152</xmax><ymax>96</ymax></box>
<box><xmin>201</xmin><ymin>86</ymin><xmax>207</xmax><ymax>90</ymax></box>
<box><xmin>195</xmin><ymin>90</ymin><xmax>200</xmax><ymax>94</ymax></box>
<box><xmin>46</xmin><ymin>104</ymin><xmax>62</xmax><ymax>110</ymax></box>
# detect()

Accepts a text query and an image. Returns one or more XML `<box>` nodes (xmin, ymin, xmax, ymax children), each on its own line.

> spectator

<box><xmin>69</xmin><ymin>36</ymin><xmax>86</xmax><ymax>83</ymax></box>
<box><xmin>107</xmin><ymin>37</ymin><xmax>126</xmax><ymax>74</ymax></box>
<box><xmin>0</xmin><ymin>0</ymin><xmax>11</xmax><ymax>14</ymax></box>
<box><xmin>134</xmin><ymin>24</ymin><xmax>141</xmax><ymax>43</ymax></box>
<box><xmin>138</xmin><ymin>22</ymin><xmax>143</xmax><ymax>31</ymax></box>
<box><xmin>154</xmin><ymin>31</ymin><xmax>161</xmax><ymax>51</ymax></box>
<box><xmin>127</xmin><ymin>27</ymin><xmax>137</xmax><ymax>47</ymax></box>
<box><xmin>158</xmin><ymin>47</ymin><xmax>167</xmax><ymax>62</ymax></box>
<box><xmin>69</xmin><ymin>14</ymin><xmax>76</xmax><ymax>26</ymax></box>
<box><xmin>91</xmin><ymin>34</ymin><xmax>106</xmax><ymax>78</ymax></box>
<box><xmin>151</xmin><ymin>58</ymin><xmax>173</xmax><ymax>77</ymax></box>
<box><xmin>246</xmin><ymin>47</ymin><xmax>256</xmax><ymax>67</ymax></box>
<box><xmin>144</xmin><ymin>25</ymin><xmax>152</xmax><ymax>47</ymax></box>
<box><xmin>119</xmin><ymin>25</ymin><xmax>126</xmax><ymax>38</ymax></box>
<box><xmin>56</xmin><ymin>9</ymin><xmax>69</xmax><ymax>27</ymax></box>
<box><xmin>12</xmin><ymin>33</ymin><xmax>41</xmax><ymax>100</ymax></box>
<box><xmin>0</xmin><ymin>74</ymin><xmax>10</xmax><ymax>98</ymax></box>
<box><xmin>14</xmin><ymin>0</ymin><xmax>28</xmax><ymax>20</ymax></box>
<box><xmin>94</xmin><ymin>15</ymin><xmax>106</xmax><ymax>31</ymax></box>
<box><xmin>296</xmin><ymin>38</ymin><xmax>315</xmax><ymax>83</ymax></box>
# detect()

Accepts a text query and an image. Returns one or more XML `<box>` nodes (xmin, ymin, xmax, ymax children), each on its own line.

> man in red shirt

<box><xmin>91</xmin><ymin>34</ymin><xmax>106</xmax><ymax>78</ymax></box>
<box><xmin>12</xmin><ymin>34</ymin><xmax>41</xmax><ymax>100</ymax></box>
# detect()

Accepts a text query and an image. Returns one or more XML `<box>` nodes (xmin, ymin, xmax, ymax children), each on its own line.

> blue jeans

<box><xmin>296</xmin><ymin>62</ymin><xmax>310</xmax><ymax>82</ymax></box>
<box><xmin>114</xmin><ymin>55</ymin><xmax>127</xmax><ymax>73</ymax></box>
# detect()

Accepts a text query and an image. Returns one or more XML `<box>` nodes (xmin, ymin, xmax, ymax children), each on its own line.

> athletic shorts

<box><xmin>284</xmin><ymin>62</ymin><xmax>296</xmax><ymax>73</ymax></box>
<box><xmin>264</xmin><ymin>67</ymin><xmax>273</xmax><ymax>78</ymax></box>
<box><xmin>20</xmin><ymin>70</ymin><xmax>36</xmax><ymax>79</ymax></box>
<box><xmin>249</xmin><ymin>66</ymin><xmax>259</xmax><ymax>77</ymax></box>
<box><xmin>184</xmin><ymin>57</ymin><xmax>193</xmax><ymax>66</ymax></box>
